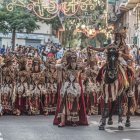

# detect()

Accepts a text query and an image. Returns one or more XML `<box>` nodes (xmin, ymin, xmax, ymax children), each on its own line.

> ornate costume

<box><xmin>135</xmin><ymin>65</ymin><xmax>140</xmax><ymax>115</ymax></box>
<box><xmin>53</xmin><ymin>51</ymin><xmax>88</xmax><ymax>127</ymax></box>
<box><xmin>84</xmin><ymin>51</ymin><xmax>100</xmax><ymax>115</ymax></box>
<box><xmin>14</xmin><ymin>70</ymin><xmax>30</xmax><ymax>115</ymax></box>
<box><xmin>43</xmin><ymin>58</ymin><xmax>57</xmax><ymax>115</ymax></box>
<box><xmin>26</xmin><ymin>55</ymin><xmax>33</xmax><ymax>72</ymax></box>
<box><xmin>28</xmin><ymin>57</ymin><xmax>45</xmax><ymax>115</ymax></box>
<box><xmin>0</xmin><ymin>57</ymin><xmax>15</xmax><ymax>115</ymax></box>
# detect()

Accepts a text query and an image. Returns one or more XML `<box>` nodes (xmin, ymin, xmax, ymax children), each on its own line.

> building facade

<box><xmin>0</xmin><ymin>22</ymin><xmax>61</xmax><ymax>48</ymax></box>
<box><xmin>114</xmin><ymin>0</ymin><xmax>140</xmax><ymax>46</ymax></box>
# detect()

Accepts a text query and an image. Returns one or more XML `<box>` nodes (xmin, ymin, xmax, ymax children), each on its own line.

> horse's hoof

<box><xmin>108</xmin><ymin>119</ymin><xmax>113</xmax><ymax>125</ymax></box>
<box><xmin>99</xmin><ymin>125</ymin><xmax>105</xmax><ymax>130</ymax></box>
<box><xmin>125</xmin><ymin>122</ymin><xmax>131</xmax><ymax>127</ymax></box>
<box><xmin>118</xmin><ymin>126</ymin><xmax>124</xmax><ymax>130</ymax></box>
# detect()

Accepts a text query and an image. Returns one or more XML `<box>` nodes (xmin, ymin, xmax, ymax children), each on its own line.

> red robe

<box><xmin>53</xmin><ymin>75</ymin><xmax>88</xmax><ymax>126</ymax></box>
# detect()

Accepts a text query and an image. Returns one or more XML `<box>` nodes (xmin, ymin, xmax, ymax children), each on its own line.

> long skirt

<box><xmin>53</xmin><ymin>83</ymin><xmax>88</xmax><ymax>126</ymax></box>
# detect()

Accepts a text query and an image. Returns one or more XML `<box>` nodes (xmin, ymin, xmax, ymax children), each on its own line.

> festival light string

<box><xmin>6</xmin><ymin>0</ymin><xmax>102</xmax><ymax>20</ymax></box>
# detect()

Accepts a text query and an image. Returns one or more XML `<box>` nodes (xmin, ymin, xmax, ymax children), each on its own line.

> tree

<box><xmin>58</xmin><ymin>0</ymin><xmax>107</xmax><ymax>48</ymax></box>
<box><xmin>0</xmin><ymin>0</ymin><xmax>62</xmax><ymax>50</ymax></box>
<box><xmin>43</xmin><ymin>16</ymin><xmax>62</xmax><ymax>36</ymax></box>
<box><xmin>0</xmin><ymin>3</ymin><xmax>40</xmax><ymax>50</ymax></box>
<box><xmin>96</xmin><ymin>33</ymin><xmax>107</xmax><ymax>47</ymax></box>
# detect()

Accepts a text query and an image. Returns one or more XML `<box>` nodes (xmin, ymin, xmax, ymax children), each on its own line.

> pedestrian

<box><xmin>1</xmin><ymin>45</ymin><xmax>5</xmax><ymax>55</ymax></box>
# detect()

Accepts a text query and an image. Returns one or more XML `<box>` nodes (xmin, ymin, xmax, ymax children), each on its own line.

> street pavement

<box><xmin>0</xmin><ymin>115</ymin><xmax>140</xmax><ymax>140</ymax></box>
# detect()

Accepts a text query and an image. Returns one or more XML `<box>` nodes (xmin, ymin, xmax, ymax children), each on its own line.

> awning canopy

<box><xmin>119</xmin><ymin>0</ymin><xmax>140</xmax><ymax>11</ymax></box>
<box><xmin>125</xmin><ymin>0</ymin><xmax>140</xmax><ymax>9</ymax></box>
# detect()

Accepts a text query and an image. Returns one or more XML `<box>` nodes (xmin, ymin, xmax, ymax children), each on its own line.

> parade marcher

<box><xmin>28</xmin><ymin>57</ymin><xmax>45</xmax><ymax>115</ymax></box>
<box><xmin>135</xmin><ymin>65</ymin><xmax>140</xmax><ymax>115</ymax></box>
<box><xmin>84</xmin><ymin>49</ymin><xmax>100</xmax><ymax>115</ymax></box>
<box><xmin>0</xmin><ymin>57</ymin><xmax>16</xmax><ymax>115</ymax></box>
<box><xmin>25</xmin><ymin>53</ymin><xmax>33</xmax><ymax>72</ymax></box>
<box><xmin>53</xmin><ymin>50</ymin><xmax>88</xmax><ymax>127</ymax></box>
<box><xmin>0</xmin><ymin>55</ymin><xmax>4</xmax><ymax>115</ymax></box>
<box><xmin>0</xmin><ymin>55</ymin><xmax>4</xmax><ymax>85</ymax></box>
<box><xmin>42</xmin><ymin>57</ymin><xmax>57</xmax><ymax>115</ymax></box>
<box><xmin>88</xmin><ymin>27</ymin><xmax>135</xmax><ymax>94</ymax></box>
<box><xmin>88</xmin><ymin>27</ymin><xmax>136</xmax><ymax>130</ymax></box>
<box><xmin>14</xmin><ymin>57</ymin><xmax>30</xmax><ymax>115</ymax></box>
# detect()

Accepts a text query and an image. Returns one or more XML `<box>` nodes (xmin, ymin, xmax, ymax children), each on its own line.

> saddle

<box><xmin>96</xmin><ymin>64</ymin><xmax>134</xmax><ymax>86</ymax></box>
<box><xmin>96</xmin><ymin>65</ymin><xmax>117</xmax><ymax>84</ymax></box>
<box><xmin>104</xmin><ymin>68</ymin><xmax>118</xmax><ymax>84</ymax></box>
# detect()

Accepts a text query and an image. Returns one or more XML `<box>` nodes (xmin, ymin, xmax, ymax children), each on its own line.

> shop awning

<box><xmin>125</xmin><ymin>0</ymin><xmax>140</xmax><ymax>9</ymax></box>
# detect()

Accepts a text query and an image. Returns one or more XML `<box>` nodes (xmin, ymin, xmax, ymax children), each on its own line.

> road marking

<box><xmin>105</xmin><ymin>128</ymin><xmax>140</xmax><ymax>133</ymax></box>
<box><xmin>105</xmin><ymin>129</ymin><xmax>115</xmax><ymax>133</ymax></box>
<box><xmin>90</xmin><ymin>121</ymin><xmax>99</xmax><ymax>125</ymax></box>
<box><xmin>122</xmin><ymin>139</ymin><xmax>131</xmax><ymax>140</ymax></box>
<box><xmin>0</xmin><ymin>132</ymin><xmax>3</xmax><ymax>140</ymax></box>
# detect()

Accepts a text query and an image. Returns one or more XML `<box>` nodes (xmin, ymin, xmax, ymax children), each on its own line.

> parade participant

<box><xmin>14</xmin><ymin>57</ymin><xmax>30</xmax><ymax>115</ymax></box>
<box><xmin>43</xmin><ymin>57</ymin><xmax>57</xmax><ymax>115</ymax></box>
<box><xmin>135</xmin><ymin>65</ymin><xmax>140</xmax><ymax>115</ymax></box>
<box><xmin>0</xmin><ymin>55</ymin><xmax>4</xmax><ymax>115</ymax></box>
<box><xmin>53</xmin><ymin>50</ymin><xmax>88</xmax><ymax>127</ymax></box>
<box><xmin>84</xmin><ymin>49</ymin><xmax>100</xmax><ymax>115</ymax></box>
<box><xmin>88</xmin><ymin>27</ymin><xmax>135</xmax><ymax>130</ymax></box>
<box><xmin>28</xmin><ymin>57</ymin><xmax>45</xmax><ymax>115</ymax></box>
<box><xmin>25</xmin><ymin>53</ymin><xmax>33</xmax><ymax>72</ymax></box>
<box><xmin>0</xmin><ymin>57</ymin><xmax>15</xmax><ymax>115</ymax></box>
<box><xmin>88</xmin><ymin>27</ymin><xmax>134</xmax><ymax>90</ymax></box>
<box><xmin>0</xmin><ymin>55</ymin><xmax>4</xmax><ymax>85</ymax></box>
<box><xmin>12</xmin><ymin>56</ymin><xmax>19</xmax><ymax>68</ymax></box>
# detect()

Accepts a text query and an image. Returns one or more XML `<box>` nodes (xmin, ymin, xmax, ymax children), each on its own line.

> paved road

<box><xmin>0</xmin><ymin>115</ymin><xmax>140</xmax><ymax>140</ymax></box>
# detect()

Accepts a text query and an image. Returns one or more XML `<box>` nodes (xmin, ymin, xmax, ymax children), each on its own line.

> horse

<box><xmin>98</xmin><ymin>47</ymin><xmax>134</xmax><ymax>130</ymax></box>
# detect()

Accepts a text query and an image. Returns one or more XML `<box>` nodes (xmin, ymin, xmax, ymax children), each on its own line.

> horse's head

<box><xmin>105</xmin><ymin>48</ymin><xmax>119</xmax><ymax>83</ymax></box>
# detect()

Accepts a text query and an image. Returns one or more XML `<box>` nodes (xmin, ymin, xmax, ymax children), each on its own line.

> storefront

<box><xmin>25</xmin><ymin>39</ymin><xmax>41</xmax><ymax>48</ymax></box>
<box><xmin>0</xmin><ymin>33</ymin><xmax>55</xmax><ymax>48</ymax></box>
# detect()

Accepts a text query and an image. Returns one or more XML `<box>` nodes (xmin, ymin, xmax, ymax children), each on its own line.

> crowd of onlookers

<box><xmin>0</xmin><ymin>41</ymin><xmax>139</xmax><ymax>64</ymax></box>
<box><xmin>0</xmin><ymin>40</ymin><xmax>64</xmax><ymax>61</ymax></box>
<box><xmin>129</xmin><ymin>44</ymin><xmax>140</xmax><ymax>64</ymax></box>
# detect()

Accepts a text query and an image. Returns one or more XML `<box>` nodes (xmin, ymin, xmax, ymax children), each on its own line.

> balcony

<box><xmin>118</xmin><ymin>0</ymin><xmax>129</xmax><ymax>11</ymax></box>
<box><xmin>118</xmin><ymin>0</ymin><xmax>140</xmax><ymax>11</ymax></box>
<box><xmin>127</xmin><ymin>0</ymin><xmax>140</xmax><ymax>3</ymax></box>
<box><xmin>125</xmin><ymin>0</ymin><xmax>140</xmax><ymax>9</ymax></box>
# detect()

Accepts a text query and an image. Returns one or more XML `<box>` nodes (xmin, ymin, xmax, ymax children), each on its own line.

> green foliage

<box><xmin>61</xmin><ymin>0</ymin><xmax>107</xmax><ymax>48</ymax></box>
<box><xmin>0</xmin><ymin>1</ymin><xmax>62</xmax><ymax>49</ymax></box>
<box><xmin>96</xmin><ymin>33</ymin><xmax>107</xmax><ymax>45</ymax></box>
<box><xmin>0</xmin><ymin>4</ymin><xmax>40</xmax><ymax>50</ymax></box>
<box><xmin>0</xmin><ymin>0</ymin><xmax>62</xmax><ymax>34</ymax></box>
<box><xmin>43</xmin><ymin>16</ymin><xmax>62</xmax><ymax>31</ymax></box>
<box><xmin>0</xmin><ymin>6</ymin><xmax>40</xmax><ymax>34</ymax></box>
